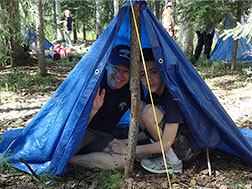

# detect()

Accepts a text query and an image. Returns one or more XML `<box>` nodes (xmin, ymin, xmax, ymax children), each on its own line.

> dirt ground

<box><xmin>0</xmin><ymin>63</ymin><xmax>252</xmax><ymax>188</ymax></box>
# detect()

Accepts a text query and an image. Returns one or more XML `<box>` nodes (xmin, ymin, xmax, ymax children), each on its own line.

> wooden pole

<box><xmin>124</xmin><ymin>2</ymin><xmax>141</xmax><ymax>177</ymax></box>
<box><xmin>206</xmin><ymin>148</ymin><xmax>212</xmax><ymax>176</ymax></box>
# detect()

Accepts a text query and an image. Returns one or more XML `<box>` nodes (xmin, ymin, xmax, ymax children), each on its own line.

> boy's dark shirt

<box><xmin>145</xmin><ymin>87</ymin><xmax>201</xmax><ymax>153</ymax></box>
<box><xmin>145</xmin><ymin>87</ymin><xmax>184</xmax><ymax>124</ymax></box>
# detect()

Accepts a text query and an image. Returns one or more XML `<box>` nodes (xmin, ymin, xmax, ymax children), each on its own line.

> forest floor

<box><xmin>0</xmin><ymin>59</ymin><xmax>252</xmax><ymax>188</ymax></box>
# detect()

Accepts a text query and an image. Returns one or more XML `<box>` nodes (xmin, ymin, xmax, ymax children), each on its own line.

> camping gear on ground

<box><xmin>0</xmin><ymin>1</ymin><xmax>251</xmax><ymax>176</ymax></box>
<box><xmin>22</xmin><ymin>25</ymin><xmax>60</xmax><ymax>60</ymax></box>
<box><xmin>54</xmin><ymin>44</ymin><xmax>66</xmax><ymax>57</ymax></box>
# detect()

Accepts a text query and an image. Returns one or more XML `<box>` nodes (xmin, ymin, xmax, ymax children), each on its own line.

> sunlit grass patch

<box><xmin>66</xmin><ymin>165</ymin><xmax>124</xmax><ymax>189</ymax></box>
<box><xmin>0</xmin><ymin>68</ymin><xmax>59</xmax><ymax>96</ymax></box>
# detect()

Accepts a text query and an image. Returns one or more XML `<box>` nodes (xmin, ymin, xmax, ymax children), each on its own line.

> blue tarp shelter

<box><xmin>1</xmin><ymin>1</ymin><xmax>252</xmax><ymax>176</ymax></box>
<box><xmin>209</xmin><ymin>15</ymin><xmax>252</xmax><ymax>63</ymax></box>
<box><xmin>209</xmin><ymin>36</ymin><xmax>252</xmax><ymax>62</ymax></box>
<box><xmin>22</xmin><ymin>25</ymin><xmax>54</xmax><ymax>50</ymax></box>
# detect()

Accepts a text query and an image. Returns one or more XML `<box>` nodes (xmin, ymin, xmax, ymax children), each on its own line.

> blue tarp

<box><xmin>1</xmin><ymin>1</ymin><xmax>252</xmax><ymax>176</ymax></box>
<box><xmin>209</xmin><ymin>15</ymin><xmax>252</xmax><ymax>62</ymax></box>
<box><xmin>22</xmin><ymin>25</ymin><xmax>53</xmax><ymax>50</ymax></box>
<box><xmin>209</xmin><ymin>36</ymin><xmax>252</xmax><ymax>62</ymax></box>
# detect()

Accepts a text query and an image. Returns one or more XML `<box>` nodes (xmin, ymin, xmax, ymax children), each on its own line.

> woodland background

<box><xmin>0</xmin><ymin>0</ymin><xmax>252</xmax><ymax>188</ymax></box>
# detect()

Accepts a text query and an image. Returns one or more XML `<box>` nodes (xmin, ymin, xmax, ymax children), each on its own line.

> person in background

<box><xmin>194</xmin><ymin>23</ymin><xmax>215</xmax><ymax>62</ymax></box>
<box><xmin>241</xmin><ymin>10</ymin><xmax>250</xmax><ymax>25</ymax></box>
<box><xmin>162</xmin><ymin>2</ymin><xmax>175</xmax><ymax>38</ymax></box>
<box><xmin>64</xmin><ymin>9</ymin><xmax>73</xmax><ymax>48</ymax></box>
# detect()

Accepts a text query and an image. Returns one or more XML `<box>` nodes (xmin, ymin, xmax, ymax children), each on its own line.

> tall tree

<box><xmin>35</xmin><ymin>0</ymin><xmax>47</xmax><ymax>76</ymax></box>
<box><xmin>177</xmin><ymin>0</ymin><xmax>194</xmax><ymax>63</ymax></box>
<box><xmin>231</xmin><ymin>2</ymin><xmax>242</xmax><ymax>71</ymax></box>
<box><xmin>0</xmin><ymin>0</ymin><xmax>31</xmax><ymax>67</ymax></box>
<box><xmin>219</xmin><ymin>2</ymin><xmax>252</xmax><ymax>41</ymax></box>
<box><xmin>114</xmin><ymin>0</ymin><xmax>119</xmax><ymax>17</ymax></box>
<box><xmin>154</xmin><ymin>1</ymin><xmax>160</xmax><ymax>20</ymax></box>
<box><xmin>55</xmin><ymin>0</ymin><xmax>64</xmax><ymax>41</ymax></box>
<box><xmin>178</xmin><ymin>25</ymin><xmax>194</xmax><ymax>63</ymax></box>
<box><xmin>176</xmin><ymin>1</ymin><xmax>229</xmax><ymax>63</ymax></box>
<box><xmin>96</xmin><ymin>0</ymin><xmax>101</xmax><ymax>38</ymax></box>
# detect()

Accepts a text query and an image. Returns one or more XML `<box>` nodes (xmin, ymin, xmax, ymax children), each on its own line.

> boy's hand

<box><xmin>109</xmin><ymin>139</ymin><xmax>127</xmax><ymax>155</ymax></box>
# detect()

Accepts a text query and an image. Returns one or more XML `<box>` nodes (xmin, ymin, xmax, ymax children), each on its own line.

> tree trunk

<box><xmin>113</xmin><ymin>0</ymin><xmax>119</xmax><ymax>17</ymax></box>
<box><xmin>83</xmin><ymin>25</ymin><xmax>86</xmax><ymax>41</ymax></box>
<box><xmin>55</xmin><ymin>0</ymin><xmax>64</xmax><ymax>42</ymax></box>
<box><xmin>178</xmin><ymin>25</ymin><xmax>195</xmax><ymax>63</ymax></box>
<box><xmin>73</xmin><ymin>25</ymin><xmax>77</xmax><ymax>43</ymax></box>
<box><xmin>125</xmin><ymin>3</ymin><xmax>141</xmax><ymax>177</ymax></box>
<box><xmin>96</xmin><ymin>0</ymin><xmax>101</xmax><ymax>39</ymax></box>
<box><xmin>0</xmin><ymin>0</ymin><xmax>31</xmax><ymax>67</ymax></box>
<box><xmin>231</xmin><ymin>2</ymin><xmax>242</xmax><ymax>71</ymax></box>
<box><xmin>36</xmin><ymin>0</ymin><xmax>47</xmax><ymax>77</ymax></box>
<box><xmin>155</xmin><ymin>1</ymin><xmax>160</xmax><ymax>20</ymax></box>
<box><xmin>53</xmin><ymin>1</ymin><xmax>57</xmax><ymax>40</ymax></box>
<box><xmin>177</xmin><ymin>0</ymin><xmax>194</xmax><ymax>63</ymax></box>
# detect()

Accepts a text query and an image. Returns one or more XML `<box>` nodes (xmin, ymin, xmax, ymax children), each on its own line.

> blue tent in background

<box><xmin>209</xmin><ymin>36</ymin><xmax>252</xmax><ymax>62</ymax></box>
<box><xmin>22</xmin><ymin>25</ymin><xmax>54</xmax><ymax>50</ymax></box>
<box><xmin>209</xmin><ymin>14</ymin><xmax>252</xmax><ymax>63</ymax></box>
<box><xmin>43</xmin><ymin>37</ymin><xmax>54</xmax><ymax>50</ymax></box>
<box><xmin>1</xmin><ymin>1</ymin><xmax>252</xmax><ymax>176</ymax></box>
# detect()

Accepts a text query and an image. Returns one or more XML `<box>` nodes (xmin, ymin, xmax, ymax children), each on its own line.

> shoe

<box><xmin>141</xmin><ymin>155</ymin><xmax>183</xmax><ymax>174</ymax></box>
<box><xmin>135</xmin><ymin>154</ymin><xmax>152</xmax><ymax>163</ymax></box>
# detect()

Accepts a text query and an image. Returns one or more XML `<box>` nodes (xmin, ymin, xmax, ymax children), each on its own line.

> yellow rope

<box><xmin>129</xmin><ymin>1</ymin><xmax>172</xmax><ymax>188</ymax></box>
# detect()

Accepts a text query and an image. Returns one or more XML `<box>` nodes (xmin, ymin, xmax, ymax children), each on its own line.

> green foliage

<box><xmin>195</xmin><ymin>56</ymin><xmax>212</xmax><ymax>72</ymax></box>
<box><xmin>176</xmin><ymin>1</ymin><xmax>238</xmax><ymax>33</ymax></box>
<box><xmin>241</xmin><ymin>65</ymin><xmax>252</xmax><ymax>83</ymax></box>
<box><xmin>98</xmin><ymin>170</ymin><xmax>124</xmax><ymax>189</ymax></box>
<box><xmin>196</xmin><ymin>57</ymin><xmax>252</xmax><ymax>83</ymax></box>
<box><xmin>37</xmin><ymin>173</ymin><xmax>59</xmax><ymax>186</ymax></box>
<box><xmin>0</xmin><ymin>153</ymin><xmax>19</xmax><ymax>174</ymax></box>
<box><xmin>225</xmin><ymin>178</ymin><xmax>247</xmax><ymax>188</ymax></box>
<box><xmin>221</xmin><ymin>6</ymin><xmax>252</xmax><ymax>41</ymax></box>
<box><xmin>0</xmin><ymin>4</ymin><xmax>13</xmax><ymax>65</ymax></box>
<box><xmin>0</xmin><ymin>0</ymin><xmax>26</xmax><ymax>66</ymax></box>
<box><xmin>67</xmin><ymin>166</ymin><xmax>124</xmax><ymax>189</ymax></box>
<box><xmin>62</xmin><ymin>1</ymin><xmax>96</xmax><ymax>38</ymax></box>
<box><xmin>88</xmin><ymin>169</ymin><xmax>124</xmax><ymax>189</ymax></box>
<box><xmin>0</xmin><ymin>68</ymin><xmax>57</xmax><ymax>94</ymax></box>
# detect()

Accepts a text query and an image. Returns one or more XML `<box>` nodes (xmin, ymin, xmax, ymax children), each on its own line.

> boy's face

<box><xmin>106</xmin><ymin>64</ymin><xmax>130</xmax><ymax>90</ymax></box>
<box><xmin>140</xmin><ymin>60</ymin><xmax>164</xmax><ymax>95</ymax></box>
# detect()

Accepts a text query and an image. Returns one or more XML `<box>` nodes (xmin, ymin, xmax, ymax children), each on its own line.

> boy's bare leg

<box><xmin>69</xmin><ymin>152</ymin><xmax>126</xmax><ymax>170</ymax></box>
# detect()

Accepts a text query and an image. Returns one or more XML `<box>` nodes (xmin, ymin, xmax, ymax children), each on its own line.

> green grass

<box><xmin>0</xmin><ymin>68</ymin><xmax>58</xmax><ymax>95</ymax></box>
<box><xmin>98</xmin><ymin>170</ymin><xmax>124</xmax><ymax>189</ymax></box>
<box><xmin>67</xmin><ymin>166</ymin><xmax>124</xmax><ymax>189</ymax></box>
<box><xmin>196</xmin><ymin>57</ymin><xmax>252</xmax><ymax>81</ymax></box>
<box><xmin>225</xmin><ymin>178</ymin><xmax>247</xmax><ymax>188</ymax></box>
<box><xmin>0</xmin><ymin>153</ymin><xmax>20</xmax><ymax>174</ymax></box>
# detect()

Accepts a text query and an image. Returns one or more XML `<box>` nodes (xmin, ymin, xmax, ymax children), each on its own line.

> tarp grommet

<box><xmin>95</xmin><ymin>69</ymin><xmax>100</xmax><ymax>74</ymax></box>
<box><xmin>158</xmin><ymin>58</ymin><xmax>164</xmax><ymax>64</ymax></box>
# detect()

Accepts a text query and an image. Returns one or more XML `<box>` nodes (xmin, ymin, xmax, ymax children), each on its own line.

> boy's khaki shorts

<box><xmin>76</xmin><ymin>127</ymin><xmax>114</xmax><ymax>154</ymax></box>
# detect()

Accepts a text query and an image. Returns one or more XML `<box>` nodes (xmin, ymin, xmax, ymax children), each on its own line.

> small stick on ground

<box><xmin>19</xmin><ymin>157</ymin><xmax>39</xmax><ymax>179</ymax></box>
<box><xmin>206</xmin><ymin>148</ymin><xmax>211</xmax><ymax>176</ymax></box>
